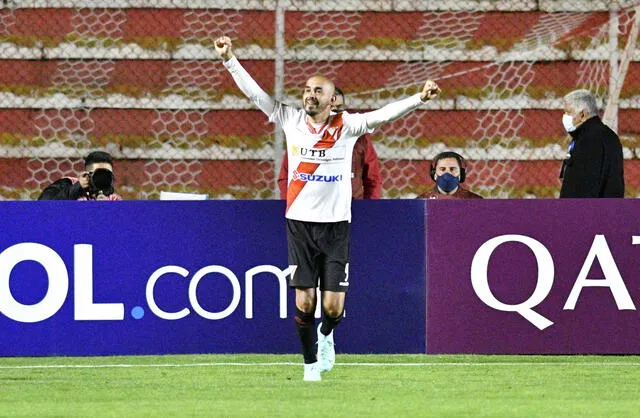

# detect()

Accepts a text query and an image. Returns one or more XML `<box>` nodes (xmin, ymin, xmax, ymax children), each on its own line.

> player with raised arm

<box><xmin>215</xmin><ymin>36</ymin><xmax>440</xmax><ymax>381</ymax></box>
<box><xmin>277</xmin><ymin>87</ymin><xmax>382</xmax><ymax>200</ymax></box>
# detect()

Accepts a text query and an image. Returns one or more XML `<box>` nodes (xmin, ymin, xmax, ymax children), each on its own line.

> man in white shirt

<box><xmin>215</xmin><ymin>36</ymin><xmax>441</xmax><ymax>381</ymax></box>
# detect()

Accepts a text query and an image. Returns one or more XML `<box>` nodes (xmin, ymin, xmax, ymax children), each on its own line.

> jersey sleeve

<box><xmin>223</xmin><ymin>57</ymin><xmax>301</xmax><ymax>128</ymax></box>
<box><xmin>342</xmin><ymin>93</ymin><xmax>424</xmax><ymax>136</ymax></box>
<box><xmin>223</xmin><ymin>57</ymin><xmax>276</xmax><ymax>116</ymax></box>
<box><xmin>268</xmin><ymin>101</ymin><xmax>300</xmax><ymax>126</ymax></box>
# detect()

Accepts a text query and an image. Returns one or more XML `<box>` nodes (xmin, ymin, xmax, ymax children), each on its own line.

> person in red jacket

<box><xmin>277</xmin><ymin>87</ymin><xmax>382</xmax><ymax>199</ymax></box>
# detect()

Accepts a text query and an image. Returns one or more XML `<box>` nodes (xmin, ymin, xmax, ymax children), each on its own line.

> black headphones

<box><xmin>430</xmin><ymin>151</ymin><xmax>466</xmax><ymax>183</ymax></box>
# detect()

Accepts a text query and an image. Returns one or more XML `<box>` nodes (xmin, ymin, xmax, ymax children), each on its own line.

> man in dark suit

<box><xmin>559</xmin><ymin>89</ymin><xmax>624</xmax><ymax>198</ymax></box>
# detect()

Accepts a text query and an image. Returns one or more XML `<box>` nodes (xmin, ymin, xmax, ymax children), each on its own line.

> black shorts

<box><xmin>286</xmin><ymin>219</ymin><xmax>351</xmax><ymax>292</ymax></box>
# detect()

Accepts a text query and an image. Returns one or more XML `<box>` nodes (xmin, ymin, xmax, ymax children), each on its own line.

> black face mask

<box><xmin>88</xmin><ymin>168</ymin><xmax>114</xmax><ymax>196</ymax></box>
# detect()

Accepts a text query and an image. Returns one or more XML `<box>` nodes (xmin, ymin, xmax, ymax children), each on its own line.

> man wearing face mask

<box><xmin>559</xmin><ymin>89</ymin><xmax>624</xmax><ymax>198</ymax></box>
<box><xmin>417</xmin><ymin>151</ymin><xmax>483</xmax><ymax>199</ymax></box>
<box><xmin>38</xmin><ymin>150</ymin><xmax>122</xmax><ymax>201</ymax></box>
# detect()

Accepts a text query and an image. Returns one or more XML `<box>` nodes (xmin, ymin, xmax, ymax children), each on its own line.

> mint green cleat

<box><xmin>316</xmin><ymin>324</ymin><xmax>335</xmax><ymax>372</ymax></box>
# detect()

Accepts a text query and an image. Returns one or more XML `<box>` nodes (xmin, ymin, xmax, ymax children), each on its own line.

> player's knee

<box><xmin>322</xmin><ymin>304</ymin><xmax>343</xmax><ymax>319</ymax></box>
<box><xmin>296</xmin><ymin>297</ymin><xmax>315</xmax><ymax>313</ymax></box>
<box><xmin>298</xmin><ymin>301</ymin><xmax>315</xmax><ymax>314</ymax></box>
<box><xmin>295</xmin><ymin>289</ymin><xmax>316</xmax><ymax>313</ymax></box>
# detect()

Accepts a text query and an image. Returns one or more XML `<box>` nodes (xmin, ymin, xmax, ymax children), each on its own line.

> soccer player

<box><xmin>215</xmin><ymin>36</ymin><xmax>441</xmax><ymax>381</ymax></box>
<box><xmin>277</xmin><ymin>87</ymin><xmax>382</xmax><ymax>200</ymax></box>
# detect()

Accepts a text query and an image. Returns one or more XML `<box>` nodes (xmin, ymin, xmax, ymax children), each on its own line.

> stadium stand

<box><xmin>0</xmin><ymin>1</ymin><xmax>638</xmax><ymax>199</ymax></box>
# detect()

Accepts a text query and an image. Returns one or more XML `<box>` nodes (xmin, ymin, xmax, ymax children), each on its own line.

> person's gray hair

<box><xmin>564</xmin><ymin>89</ymin><xmax>599</xmax><ymax>117</ymax></box>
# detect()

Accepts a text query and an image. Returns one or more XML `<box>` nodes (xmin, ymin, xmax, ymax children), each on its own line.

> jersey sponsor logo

<box><xmin>291</xmin><ymin>145</ymin><xmax>346</xmax><ymax>163</ymax></box>
<box><xmin>291</xmin><ymin>170</ymin><xmax>343</xmax><ymax>183</ymax></box>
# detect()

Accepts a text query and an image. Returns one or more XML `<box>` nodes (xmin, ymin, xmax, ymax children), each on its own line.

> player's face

<box><xmin>435</xmin><ymin>158</ymin><xmax>460</xmax><ymax>179</ymax></box>
<box><xmin>303</xmin><ymin>76</ymin><xmax>335</xmax><ymax>116</ymax></box>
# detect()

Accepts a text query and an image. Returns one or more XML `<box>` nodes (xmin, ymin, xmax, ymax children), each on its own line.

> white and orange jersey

<box><xmin>270</xmin><ymin>105</ymin><xmax>372</xmax><ymax>222</ymax></box>
<box><xmin>223</xmin><ymin>56</ymin><xmax>425</xmax><ymax>222</ymax></box>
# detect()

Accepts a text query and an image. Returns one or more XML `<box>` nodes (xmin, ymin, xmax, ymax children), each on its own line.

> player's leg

<box><xmin>294</xmin><ymin>287</ymin><xmax>317</xmax><ymax>365</ymax></box>
<box><xmin>321</xmin><ymin>290</ymin><xmax>345</xmax><ymax>332</ymax></box>
<box><xmin>294</xmin><ymin>287</ymin><xmax>322</xmax><ymax>381</ymax></box>
<box><xmin>316</xmin><ymin>290</ymin><xmax>343</xmax><ymax>372</ymax></box>
<box><xmin>287</xmin><ymin>219</ymin><xmax>322</xmax><ymax>381</ymax></box>
<box><xmin>316</xmin><ymin>220</ymin><xmax>350</xmax><ymax>372</ymax></box>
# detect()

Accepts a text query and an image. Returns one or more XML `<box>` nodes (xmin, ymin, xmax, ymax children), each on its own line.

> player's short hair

<box><xmin>334</xmin><ymin>87</ymin><xmax>345</xmax><ymax>100</ymax></box>
<box><xmin>564</xmin><ymin>89</ymin><xmax>599</xmax><ymax>117</ymax></box>
<box><xmin>84</xmin><ymin>151</ymin><xmax>114</xmax><ymax>169</ymax></box>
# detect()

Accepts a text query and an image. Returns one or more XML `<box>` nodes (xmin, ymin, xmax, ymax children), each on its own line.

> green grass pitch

<box><xmin>1</xmin><ymin>354</ymin><xmax>639</xmax><ymax>417</ymax></box>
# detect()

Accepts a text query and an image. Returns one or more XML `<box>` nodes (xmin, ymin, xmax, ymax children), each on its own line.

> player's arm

<box><xmin>37</xmin><ymin>178</ymin><xmax>84</xmax><ymax>200</ymax></box>
<box><xmin>215</xmin><ymin>36</ymin><xmax>276</xmax><ymax>116</ymax></box>
<box><xmin>360</xmin><ymin>80</ymin><xmax>441</xmax><ymax>130</ymax></box>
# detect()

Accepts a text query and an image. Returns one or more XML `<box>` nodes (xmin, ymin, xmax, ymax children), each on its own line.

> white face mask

<box><xmin>562</xmin><ymin>113</ymin><xmax>576</xmax><ymax>133</ymax></box>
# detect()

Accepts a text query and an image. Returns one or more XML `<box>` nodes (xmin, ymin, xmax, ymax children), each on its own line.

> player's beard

<box><xmin>304</xmin><ymin>98</ymin><xmax>321</xmax><ymax>116</ymax></box>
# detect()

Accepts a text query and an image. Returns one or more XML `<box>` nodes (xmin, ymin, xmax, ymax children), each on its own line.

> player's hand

<box><xmin>420</xmin><ymin>80</ymin><xmax>441</xmax><ymax>102</ymax></box>
<box><xmin>214</xmin><ymin>36</ymin><xmax>234</xmax><ymax>61</ymax></box>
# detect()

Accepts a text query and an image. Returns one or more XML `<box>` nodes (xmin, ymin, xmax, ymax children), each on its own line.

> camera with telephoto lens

<box><xmin>87</xmin><ymin>168</ymin><xmax>114</xmax><ymax>196</ymax></box>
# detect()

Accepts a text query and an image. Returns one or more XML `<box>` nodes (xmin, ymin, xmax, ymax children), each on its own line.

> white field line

<box><xmin>1</xmin><ymin>361</ymin><xmax>640</xmax><ymax>370</ymax></box>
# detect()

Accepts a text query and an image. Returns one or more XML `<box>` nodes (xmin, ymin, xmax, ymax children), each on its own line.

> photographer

<box><xmin>38</xmin><ymin>151</ymin><xmax>122</xmax><ymax>201</ymax></box>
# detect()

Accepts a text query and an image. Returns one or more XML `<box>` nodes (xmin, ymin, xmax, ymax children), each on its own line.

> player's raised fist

<box><xmin>420</xmin><ymin>80</ymin><xmax>441</xmax><ymax>102</ymax></box>
<box><xmin>214</xmin><ymin>36</ymin><xmax>234</xmax><ymax>61</ymax></box>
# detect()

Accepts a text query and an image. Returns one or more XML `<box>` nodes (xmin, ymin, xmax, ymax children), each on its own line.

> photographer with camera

<box><xmin>38</xmin><ymin>151</ymin><xmax>122</xmax><ymax>201</ymax></box>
